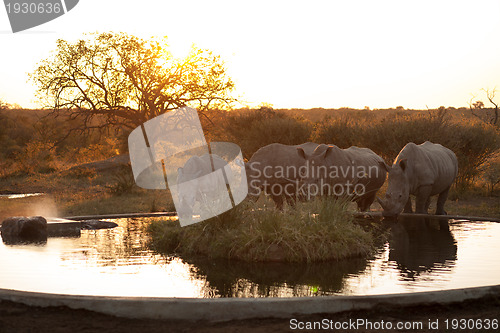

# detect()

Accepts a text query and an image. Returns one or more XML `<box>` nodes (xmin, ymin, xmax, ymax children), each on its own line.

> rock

<box><xmin>1</xmin><ymin>216</ymin><xmax>48</xmax><ymax>244</ymax></box>
<box><xmin>81</xmin><ymin>220</ymin><xmax>118</xmax><ymax>230</ymax></box>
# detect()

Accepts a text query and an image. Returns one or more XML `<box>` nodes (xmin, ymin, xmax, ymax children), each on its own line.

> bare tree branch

<box><xmin>483</xmin><ymin>88</ymin><xmax>499</xmax><ymax>126</ymax></box>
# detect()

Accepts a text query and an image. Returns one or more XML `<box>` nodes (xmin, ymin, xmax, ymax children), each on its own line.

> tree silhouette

<box><xmin>30</xmin><ymin>32</ymin><xmax>235</xmax><ymax>138</ymax></box>
<box><xmin>0</xmin><ymin>99</ymin><xmax>8</xmax><ymax>110</ymax></box>
<box><xmin>469</xmin><ymin>89</ymin><xmax>498</xmax><ymax>126</ymax></box>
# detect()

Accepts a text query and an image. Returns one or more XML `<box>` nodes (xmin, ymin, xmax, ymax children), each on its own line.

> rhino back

<box><xmin>342</xmin><ymin>147</ymin><xmax>387</xmax><ymax>189</ymax></box>
<box><xmin>180</xmin><ymin>154</ymin><xmax>227</xmax><ymax>182</ymax></box>
<box><xmin>248</xmin><ymin>142</ymin><xmax>318</xmax><ymax>169</ymax></box>
<box><xmin>199</xmin><ymin>154</ymin><xmax>228</xmax><ymax>172</ymax></box>
<box><xmin>344</xmin><ymin>147</ymin><xmax>385</xmax><ymax>166</ymax></box>
<box><xmin>248</xmin><ymin>142</ymin><xmax>318</xmax><ymax>182</ymax></box>
<box><xmin>397</xmin><ymin>142</ymin><xmax>458</xmax><ymax>194</ymax></box>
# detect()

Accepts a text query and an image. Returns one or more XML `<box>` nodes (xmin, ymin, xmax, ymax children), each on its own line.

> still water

<box><xmin>0</xmin><ymin>218</ymin><xmax>499</xmax><ymax>297</ymax></box>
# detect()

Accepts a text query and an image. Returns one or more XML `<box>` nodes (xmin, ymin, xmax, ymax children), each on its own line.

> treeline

<box><xmin>1</xmin><ymin>106</ymin><xmax>499</xmax><ymax>191</ymax></box>
<box><xmin>213</xmin><ymin>107</ymin><xmax>500</xmax><ymax>190</ymax></box>
<box><xmin>0</xmin><ymin>109</ymin><xmax>127</xmax><ymax>175</ymax></box>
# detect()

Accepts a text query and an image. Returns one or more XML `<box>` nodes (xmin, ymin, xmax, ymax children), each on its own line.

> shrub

<box><xmin>482</xmin><ymin>154</ymin><xmax>500</xmax><ymax>195</ymax></box>
<box><xmin>311</xmin><ymin>109</ymin><xmax>500</xmax><ymax>188</ymax></box>
<box><xmin>72</xmin><ymin>137</ymin><xmax>121</xmax><ymax>164</ymax></box>
<box><xmin>14</xmin><ymin>140</ymin><xmax>57</xmax><ymax>175</ymax></box>
<box><xmin>106</xmin><ymin>165</ymin><xmax>136</xmax><ymax>195</ymax></box>
<box><xmin>310</xmin><ymin>116</ymin><xmax>362</xmax><ymax>148</ymax></box>
<box><xmin>213</xmin><ymin>107</ymin><xmax>312</xmax><ymax>159</ymax></box>
<box><xmin>358</xmin><ymin>109</ymin><xmax>451</xmax><ymax>161</ymax></box>
<box><xmin>449</xmin><ymin>123</ymin><xmax>499</xmax><ymax>188</ymax></box>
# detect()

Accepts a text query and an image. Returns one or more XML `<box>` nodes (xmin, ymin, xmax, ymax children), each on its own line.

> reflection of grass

<box><xmin>182</xmin><ymin>254</ymin><xmax>370</xmax><ymax>297</ymax></box>
<box><xmin>147</xmin><ymin>197</ymin><xmax>375</xmax><ymax>262</ymax></box>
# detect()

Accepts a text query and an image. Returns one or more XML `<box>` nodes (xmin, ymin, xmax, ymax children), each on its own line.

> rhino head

<box><xmin>296</xmin><ymin>145</ymin><xmax>336</xmax><ymax>196</ymax></box>
<box><xmin>377</xmin><ymin>159</ymin><xmax>410</xmax><ymax>217</ymax></box>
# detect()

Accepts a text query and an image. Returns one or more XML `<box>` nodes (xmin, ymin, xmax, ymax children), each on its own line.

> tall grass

<box><xmin>147</xmin><ymin>197</ymin><xmax>374</xmax><ymax>262</ymax></box>
<box><xmin>216</xmin><ymin>107</ymin><xmax>499</xmax><ymax>189</ymax></box>
<box><xmin>212</xmin><ymin>107</ymin><xmax>312</xmax><ymax>160</ymax></box>
<box><xmin>311</xmin><ymin>109</ymin><xmax>500</xmax><ymax>188</ymax></box>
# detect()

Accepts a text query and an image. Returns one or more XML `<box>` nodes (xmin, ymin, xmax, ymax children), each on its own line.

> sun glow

<box><xmin>1</xmin><ymin>0</ymin><xmax>500</xmax><ymax>109</ymax></box>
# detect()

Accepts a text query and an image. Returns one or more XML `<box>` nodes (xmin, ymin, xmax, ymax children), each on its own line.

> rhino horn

<box><xmin>377</xmin><ymin>196</ymin><xmax>388</xmax><ymax>210</ymax></box>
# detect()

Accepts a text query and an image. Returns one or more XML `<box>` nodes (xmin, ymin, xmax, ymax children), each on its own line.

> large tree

<box><xmin>30</xmin><ymin>32</ymin><xmax>235</xmax><ymax>136</ymax></box>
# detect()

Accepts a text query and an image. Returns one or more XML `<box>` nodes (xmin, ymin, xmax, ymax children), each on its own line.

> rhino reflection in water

<box><xmin>389</xmin><ymin>217</ymin><xmax>457</xmax><ymax>280</ymax></box>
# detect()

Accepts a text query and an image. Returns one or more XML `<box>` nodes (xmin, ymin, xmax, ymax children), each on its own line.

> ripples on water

<box><xmin>0</xmin><ymin>217</ymin><xmax>499</xmax><ymax>297</ymax></box>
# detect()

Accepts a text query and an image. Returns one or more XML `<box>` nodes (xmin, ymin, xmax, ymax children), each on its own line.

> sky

<box><xmin>1</xmin><ymin>0</ymin><xmax>500</xmax><ymax>109</ymax></box>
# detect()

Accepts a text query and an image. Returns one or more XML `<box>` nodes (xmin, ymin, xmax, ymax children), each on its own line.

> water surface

<box><xmin>0</xmin><ymin>193</ymin><xmax>44</xmax><ymax>199</ymax></box>
<box><xmin>0</xmin><ymin>217</ymin><xmax>499</xmax><ymax>297</ymax></box>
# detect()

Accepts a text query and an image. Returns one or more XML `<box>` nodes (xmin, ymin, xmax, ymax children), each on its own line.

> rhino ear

<box><xmin>324</xmin><ymin>146</ymin><xmax>335</xmax><ymax>159</ymax></box>
<box><xmin>379</xmin><ymin>161</ymin><xmax>391</xmax><ymax>173</ymax></box>
<box><xmin>297</xmin><ymin>147</ymin><xmax>307</xmax><ymax>160</ymax></box>
<box><xmin>178</xmin><ymin>167</ymin><xmax>183</xmax><ymax>177</ymax></box>
<box><xmin>399</xmin><ymin>159</ymin><xmax>408</xmax><ymax>172</ymax></box>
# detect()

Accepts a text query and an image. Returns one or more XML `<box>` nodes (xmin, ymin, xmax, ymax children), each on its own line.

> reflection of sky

<box><xmin>0</xmin><ymin>219</ymin><xmax>499</xmax><ymax>297</ymax></box>
<box><xmin>0</xmin><ymin>219</ymin><xmax>213</xmax><ymax>297</ymax></box>
<box><xmin>0</xmin><ymin>193</ymin><xmax>44</xmax><ymax>199</ymax></box>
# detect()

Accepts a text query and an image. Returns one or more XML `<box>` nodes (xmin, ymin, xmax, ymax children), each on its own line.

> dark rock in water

<box><xmin>81</xmin><ymin>220</ymin><xmax>118</xmax><ymax>230</ymax></box>
<box><xmin>1</xmin><ymin>216</ymin><xmax>48</xmax><ymax>244</ymax></box>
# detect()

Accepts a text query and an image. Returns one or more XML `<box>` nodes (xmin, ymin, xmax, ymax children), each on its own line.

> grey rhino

<box><xmin>176</xmin><ymin>154</ymin><xmax>231</xmax><ymax>219</ymax></box>
<box><xmin>245</xmin><ymin>142</ymin><xmax>319</xmax><ymax>209</ymax></box>
<box><xmin>378</xmin><ymin>141</ymin><xmax>458</xmax><ymax>217</ymax></box>
<box><xmin>296</xmin><ymin>144</ymin><xmax>387</xmax><ymax>211</ymax></box>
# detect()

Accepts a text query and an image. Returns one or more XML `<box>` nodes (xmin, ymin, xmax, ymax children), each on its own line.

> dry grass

<box><xmin>0</xmin><ymin>164</ymin><xmax>175</xmax><ymax>221</ymax></box>
<box><xmin>147</xmin><ymin>196</ymin><xmax>375</xmax><ymax>262</ymax></box>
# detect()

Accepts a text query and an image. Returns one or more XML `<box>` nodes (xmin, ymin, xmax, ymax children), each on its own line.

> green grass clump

<box><xmin>147</xmin><ymin>197</ymin><xmax>374</xmax><ymax>262</ymax></box>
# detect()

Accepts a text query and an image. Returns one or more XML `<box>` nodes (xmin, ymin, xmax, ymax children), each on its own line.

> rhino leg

<box><xmin>435</xmin><ymin>186</ymin><xmax>450</xmax><ymax>215</ymax></box>
<box><xmin>272</xmin><ymin>194</ymin><xmax>285</xmax><ymax>210</ymax></box>
<box><xmin>425</xmin><ymin>196</ymin><xmax>431</xmax><ymax>212</ymax></box>
<box><xmin>403</xmin><ymin>197</ymin><xmax>413</xmax><ymax>213</ymax></box>
<box><xmin>415</xmin><ymin>185</ymin><xmax>432</xmax><ymax>214</ymax></box>
<box><xmin>285</xmin><ymin>194</ymin><xmax>296</xmax><ymax>207</ymax></box>
<box><xmin>356</xmin><ymin>191</ymin><xmax>376</xmax><ymax>212</ymax></box>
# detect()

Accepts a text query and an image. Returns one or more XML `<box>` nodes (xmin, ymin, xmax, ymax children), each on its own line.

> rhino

<box><xmin>377</xmin><ymin>141</ymin><xmax>458</xmax><ymax>217</ymax></box>
<box><xmin>176</xmin><ymin>154</ymin><xmax>231</xmax><ymax>219</ymax></box>
<box><xmin>245</xmin><ymin>142</ymin><xmax>319</xmax><ymax>209</ymax></box>
<box><xmin>296</xmin><ymin>144</ymin><xmax>387</xmax><ymax>211</ymax></box>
